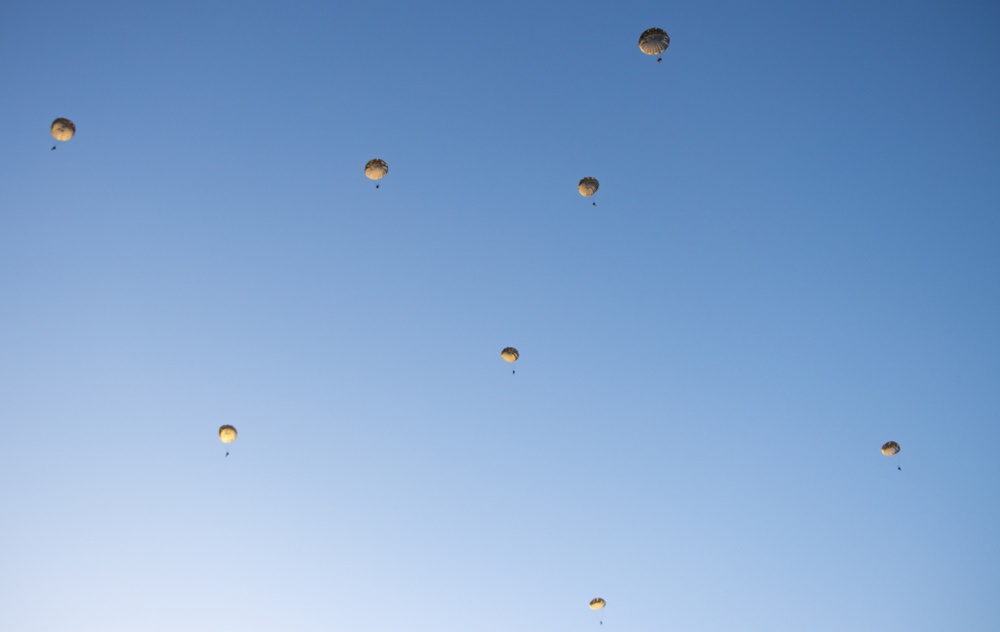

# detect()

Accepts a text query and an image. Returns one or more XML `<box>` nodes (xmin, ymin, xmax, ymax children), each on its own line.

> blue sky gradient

<box><xmin>2</xmin><ymin>1</ymin><xmax>999</xmax><ymax>630</ymax></box>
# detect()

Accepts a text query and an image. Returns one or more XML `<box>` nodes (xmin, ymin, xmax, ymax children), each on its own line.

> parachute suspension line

<box><xmin>589</xmin><ymin>598</ymin><xmax>606</xmax><ymax>626</ymax></box>
<box><xmin>881</xmin><ymin>441</ymin><xmax>901</xmax><ymax>471</ymax></box>
<box><xmin>219</xmin><ymin>425</ymin><xmax>237</xmax><ymax>459</ymax></box>
<box><xmin>501</xmin><ymin>347</ymin><xmax>519</xmax><ymax>376</ymax></box>
<box><xmin>579</xmin><ymin>177</ymin><xmax>599</xmax><ymax>206</ymax></box>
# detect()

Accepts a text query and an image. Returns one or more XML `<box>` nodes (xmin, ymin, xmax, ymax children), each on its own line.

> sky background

<box><xmin>2</xmin><ymin>0</ymin><xmax>999</xmax><ymax>630</ymax></box>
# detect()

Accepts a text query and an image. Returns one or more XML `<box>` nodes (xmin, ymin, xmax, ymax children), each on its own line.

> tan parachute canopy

<box><xmin>589</xmin><ymin>598</ymin><xmax>606</xmax><ymax>610</ymax></box>
<box><xmin>638</xmin><ymin>28</ymin><xmax>670</xmax><ymax>56</ymax></box>
<box><xmin>365</xmin><ymin>158</ymin><xmax>388</xmax><ymax>180</ymax></box>
<box><xmin>219</xmin><ymin>425</ymin><xmax>238</xmax><ymax>444</ymax></box>
<box><xmin>500</xmin><ymin>347</ymin><xmax>519</xmax><ymax>363</ymax></box>
<box><xmin>578</xmin><ymin>177</ymin><xmax>599</xmax><ymax>197</ymax></box>
<box><xmin>51</xmin><ymin>118</ymin><xmax>76</xmax><ymax>141</ymax></box>
<box><xmin>881</xmin><ymin>441</ymin><xmax>900</xmax><ymax>456</ymax></box>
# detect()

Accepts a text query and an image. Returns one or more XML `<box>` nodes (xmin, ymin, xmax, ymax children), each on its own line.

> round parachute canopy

<box><xmin>578</xmin><ymin>177</ymin><xmax>599</xmax><ymax>197</ymax></box>
<box><xmin>365</xmin><ymin>158</ymin><xmax>388</xmax><ymax>181</ymax></box>
<box><xmin>500</xmin><ymin>347</ymin><xmax>519</xmax><ymax>363</ymax></box>
<box><xmin>51</xmin><ymin>118</ymin><xmax>76</xmax><ymax>141</ymax></box>
<box><xmin>638</xmin><ymin>27</ymin><xmax>670</xmax><ymax>55</ymax></box>
<box><xmin>219</xmin><ymin>425</ymin><xmax>238</xmax><ymax>444</ymax></box>
<box><xmin>881</xmin><ymin>441</ymin><xmax>900</xmax><ymax>456</ymax></box>
<box><xmin>589</xmin><ymin>598</ymin><xmax>606</xmax><ymax>610</ymax></box>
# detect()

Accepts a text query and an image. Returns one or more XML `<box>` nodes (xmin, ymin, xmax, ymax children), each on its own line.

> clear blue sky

<box><xmin>2</xmin><ymin>1</ymin><xmax>999</xmax><ymax>630</ymax></box>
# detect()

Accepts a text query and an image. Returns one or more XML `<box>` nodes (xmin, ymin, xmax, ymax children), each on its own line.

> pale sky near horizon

<box><xmin>2</xmin><ymin>1</ymin><xmax>999</xmax><ymax>630</ymax></box>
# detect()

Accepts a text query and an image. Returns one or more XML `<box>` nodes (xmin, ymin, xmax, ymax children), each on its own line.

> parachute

<box><xmin>50</xmin><ymin>118</ymin><xmax>75</xmax><ymax>149</ymax></box>
<box><xmin>219</xmin><ymin>425</ymin><xmax>238</xmax><ymax>444</ymax></box>
<box><xmin>638</xmin><ymin>28</ymin><xmax>670</xmax><ymax>61</ymax></box>
<box><xmin>578</xmin><ymin>177</ymin><xmax>599</xmax><ymax>197</ymax></box>
<box><xmin>365</xmin><ymin>158</ymin><xmax>388</xmax><ymax>187</ymax></box>
<box><xmin>881</xmin><ymin>441</ymin><xmax>900</xmax><ymax>456</ymax></box>
<box><xmin>51</xmin><ymin>118</ymin><xmax>75</xmax><ymax>141</ymax></box>
<box><xmin>500</xmin><ymin>347</ymin><xmax>519</xmax><ymax>363</ymax></box>
<box><xmin>589</xmin><ymin>598</ymin><xmax>606</xmax><ymax>610</ymax></box>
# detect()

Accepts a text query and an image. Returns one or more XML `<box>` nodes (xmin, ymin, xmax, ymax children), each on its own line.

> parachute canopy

<box><xmin>589</xmin><ymin>598</ymin><xmax>606</xmax><ymax>610</ymax></box>
<box><xmin>638</xmin><ymin>28</ymin><xmax>670</xmax><ymax>55</ymax></box>
<box><xmin>500</xmin><ymin>347</ymin><xmax>519</xmax><ymax>363</ymax></box>
<box><xmin>881</xmin><ymin>441</ymin><xmax>900</xmax><ymax>456</ymax></box>
<box><xmin>51</xmin><ymin>118</ymin><xmax>75</xmax><ymax>141</ymax></box>
<box><xmin>365</xmin><ymin>158</ymin><xmax>388</xmax><ymax>180</ymax></box>
<box><xmin>578</xmin><ymin>177</ymin><xmax>599</xmax><ymax>197</ymax></box>
<box><xmin>219</xmin><ymin>425</ymin><xmax>238</xmax><ymax>444</ymax></box>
